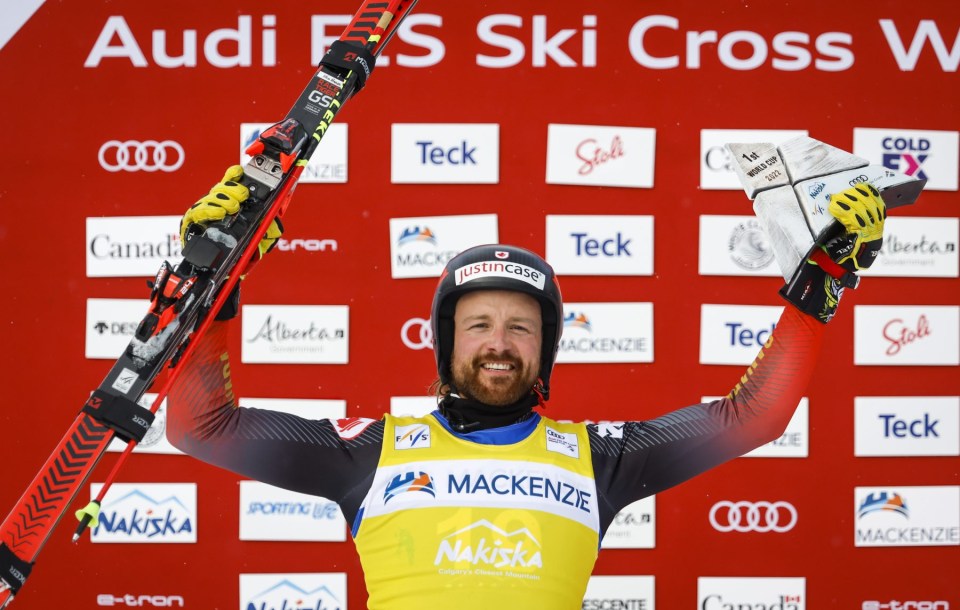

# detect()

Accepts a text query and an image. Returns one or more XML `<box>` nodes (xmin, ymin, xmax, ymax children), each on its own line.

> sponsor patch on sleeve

<box><xmin>333</xmin><ymin>417</ymin><xmax>377</xmax><ymax>440</ymax></box>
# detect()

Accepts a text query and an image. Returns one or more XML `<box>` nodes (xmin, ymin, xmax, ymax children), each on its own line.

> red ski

<box><xmin>0</xmin><ymin>1</ymin><xmax>418</xmax><ymax>606</ymax></box>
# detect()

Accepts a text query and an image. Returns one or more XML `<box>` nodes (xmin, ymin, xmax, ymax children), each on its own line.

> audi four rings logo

<box><xmin>98</xmin><ymin>140</ymin><xmax>185</xmax><ymax>172</ymax></box>
<box><xmin>709</xmin><ymin>501</ymin><xmax>798</xmax><ymax>533</ymax></box>
<box><xmin>402</xmin><ymin>318</ymin><xmax>433</xmax><ymax>350</ymax></box>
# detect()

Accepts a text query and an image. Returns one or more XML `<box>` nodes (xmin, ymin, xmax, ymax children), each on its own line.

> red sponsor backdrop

<box><xmin>0</xmin><ymin>1</ymin><xmax>957</xmax><ymax>608</ymax></box>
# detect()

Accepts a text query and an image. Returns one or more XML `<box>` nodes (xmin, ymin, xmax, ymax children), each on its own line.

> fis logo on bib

<box><xmin>395</xmin><ymin>424</ymin><xmax>431</xmax><ymax>449</ymax></box>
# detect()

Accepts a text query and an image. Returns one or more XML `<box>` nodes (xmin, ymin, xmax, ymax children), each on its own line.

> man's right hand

<box><xmin>180</xmin><ymin>165</ymin><xmax>283</xmax><ymax>259</ymax></box>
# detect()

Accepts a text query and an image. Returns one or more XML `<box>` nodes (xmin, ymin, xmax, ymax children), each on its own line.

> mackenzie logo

<box><xmin>384</xmin><ymin>471</ymin><xmax>436</xmax><ymax>503</ymax></box>
<box><xmin>398</xmin><ymin>226</ymin><xmax>437</xmax><ymax>246</ymax></box>
<box><xmin>857</xmin><ymin>492</ymin><xmax>909</xmax><ymax>519</ymax></box>
<box><xmin>564</xmin><ymin>312</ymin><xmax>592</xmax><ymax>331</ymax></box>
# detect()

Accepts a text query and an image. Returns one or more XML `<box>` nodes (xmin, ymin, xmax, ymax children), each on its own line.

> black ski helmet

<box><xmin>430</xmin><ymin>244</ymin><xmax>563</xmax><ymax>401</ymax></box>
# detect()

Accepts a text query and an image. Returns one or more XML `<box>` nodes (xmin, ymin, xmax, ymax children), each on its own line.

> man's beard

<box><xmin>451</xmin><ymin>353</ymin><xmax>539</xmax><ymax>406</ymax></box>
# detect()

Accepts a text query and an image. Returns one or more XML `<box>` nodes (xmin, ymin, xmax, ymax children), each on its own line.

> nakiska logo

<box><xmin>384</xmin><ymin>471</ymin><xmax>436</xmax><ymax>504</ymax></box>
<box><xmin>397</xmin><ymin>226</ymin><xmax>437</xmax><ymax>246</ymax></box>
<box><xmin>564</xmin><ymin>312</ymin><xmax>592</xmax><ymax>331</ymax></box>
<box><xmin>434</xmin><ymin>519</ymin><xmax>543</xmax><ymax>574</ymax></box>
<box><xmin>90</xmin><ymin>484</ymin><xmax>196</xmax><ymax>543</ymax></box>
<box><xmin>454</xmin><ymin>261</ymin><xmax>546</xmax><ymax>290</ymax></box>
<box><xmin>239</xmin><ymin>480</ymin><xmax>346</xmax><ymax>542</ymax></box>
<box><xmin>239</xmin><ymin>574</ymin><xmax>346</xmax><ymax>610</ymax></box>
<box><xmin>858</xmin><ymin>492</ymin><xmax>909</xmax><ymax>519</ymax></box>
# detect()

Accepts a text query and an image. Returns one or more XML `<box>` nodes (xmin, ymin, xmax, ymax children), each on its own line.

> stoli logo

<box><xmin>883</xmin><ymin>315</ymin><xmax>931</xmax><ymax>356</ymax></box>
<box><xmin>576</xmin><ymin>135</ymin><xmax>624</xmax><ymax>175</ymax></box>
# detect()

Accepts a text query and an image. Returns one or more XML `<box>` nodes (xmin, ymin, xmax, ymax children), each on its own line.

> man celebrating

<box><xmin>168</xmin><ymin>169</ymin><xmax>886</xmax><ymax>608</ymax></box>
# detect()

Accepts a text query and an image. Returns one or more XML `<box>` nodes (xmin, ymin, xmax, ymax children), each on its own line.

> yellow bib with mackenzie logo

<box><xmin>354</xmin><ymin>412</ymin><xmax>600</xmax><ymax>609</ymax></box>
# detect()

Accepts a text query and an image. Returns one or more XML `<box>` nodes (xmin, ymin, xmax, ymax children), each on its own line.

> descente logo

<box><xmin>454</xmin><ymin>261</ymin><xmax>545</xmax><ymax>289</ymax></box>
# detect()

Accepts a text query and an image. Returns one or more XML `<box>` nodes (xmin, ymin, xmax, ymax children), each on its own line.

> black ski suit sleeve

<box><xmin>166</xmin><ymin>322</ymin><xmax>382</xmax><ymax>526</ymax></box>
<box><xmin>588</xmin><ymin>305</ymin><xmax>825</xmax><ymax>535</ymax></box>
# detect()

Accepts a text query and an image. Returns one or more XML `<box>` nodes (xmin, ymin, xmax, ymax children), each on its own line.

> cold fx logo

<box><xmin>881</xmin><ymin>136</ymin><xmax>929</xmax><ymax>180</ymax></box>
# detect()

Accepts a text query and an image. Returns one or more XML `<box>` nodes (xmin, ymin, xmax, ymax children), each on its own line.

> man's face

<box><xmin>451</xmin><ymin>290</ymin><xmax>542</xmax><ymax>406</ymax></box>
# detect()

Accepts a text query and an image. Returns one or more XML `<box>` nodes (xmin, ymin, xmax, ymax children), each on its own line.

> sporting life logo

<box><xmin>239</xmin><ymin>481</ymin><xmax>346</xmax><ymax>542</ymax></box>
<box><xmin>90</xmin><ymin>483</ymin><xmax>196</xmax><ymax>543</ymax></box>
<box><xmin>389</xmin><ymin>214</ymin><xmax>498</xmax><ymax>279</ymax></box>
<box><xmin>241</xmin><ymin>122</ymin><xmax>347</xmax><ymax>183</ymax></box>
<box><xmin>854</xmin><ymin>128</ymin><xmax>959</xmax><ymax>191</ymax></box>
